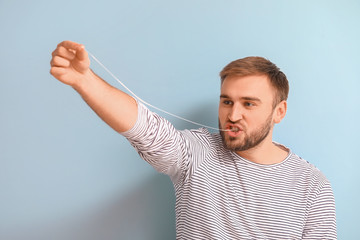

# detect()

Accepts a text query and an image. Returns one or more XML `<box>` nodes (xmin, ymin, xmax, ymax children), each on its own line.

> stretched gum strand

<box><xmin>88</xmin><ymin>50</ymin><xmax>229</xmax><ymax>132</ymax></box>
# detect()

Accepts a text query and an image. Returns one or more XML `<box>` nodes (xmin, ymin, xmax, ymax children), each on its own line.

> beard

<box><xmin>219</xmin><ymin>113</ymin><xmax>273</xmax><ymax>152</ymax></box>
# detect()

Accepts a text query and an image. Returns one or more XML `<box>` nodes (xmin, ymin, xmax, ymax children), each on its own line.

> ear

<box><xmin>273</xmin><ymin>100</ymin><xmax>287</xmax><ymax>124</ymax></box>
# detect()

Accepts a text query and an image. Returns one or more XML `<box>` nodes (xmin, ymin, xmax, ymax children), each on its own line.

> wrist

<box><xmin>72</xmin><ymin>69</ymin><xmax>97</xmax><ymax>93</ymax></box>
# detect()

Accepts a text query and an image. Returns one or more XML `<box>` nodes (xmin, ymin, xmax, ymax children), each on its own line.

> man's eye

<box><xmin>245</xmin><ymin>102</ymin><xmax>254</xmax><ymax>107</ymax></box>
<box><xmin>223</xmin><ymin>100</ymin><xmax>232</xmax><ymax>105</ymax></box>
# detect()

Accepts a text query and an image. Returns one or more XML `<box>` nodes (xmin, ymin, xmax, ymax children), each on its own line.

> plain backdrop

<box><xmin>1</xmin><ymin>0</ymin><xmax>359</xmax><ymax>239</ymax></box>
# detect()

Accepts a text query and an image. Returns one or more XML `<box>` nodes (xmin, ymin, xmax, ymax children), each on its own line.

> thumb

<box><xmin>76</xmin><ymin>45</ymin><xmax>88</xmax><ymax>61</ymax></box>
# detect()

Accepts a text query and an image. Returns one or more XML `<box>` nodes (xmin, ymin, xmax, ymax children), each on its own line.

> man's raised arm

<box><xmin>50</xmin><ymin>41</ymin><xmax>137</xmax><ymax>133</ymax></box>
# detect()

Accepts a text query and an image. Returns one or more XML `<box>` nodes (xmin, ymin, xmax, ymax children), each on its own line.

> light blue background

<box><xmin>1</xmin><ymin>0</ymin><xmax>359</xmax><ymax>239</ymax></box>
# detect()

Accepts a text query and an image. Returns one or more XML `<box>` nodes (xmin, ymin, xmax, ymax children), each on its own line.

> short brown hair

<box><xmin>220</xmin><ymin>56</ymin><xmax>289</xmax><ymax>107</ymax></box>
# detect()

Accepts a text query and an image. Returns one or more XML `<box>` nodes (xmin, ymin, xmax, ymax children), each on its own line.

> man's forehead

<box><xmin>221</xmin><ymin>75</ymin><xmax>272</xmax><ymax>90</ymax></box>
<box><xmin>222</xmin><ymin>74</ymin><xmax>269</xmax><ymax>83</ymax></box>
<box><xmin>220</xmin><ymin>75</ymin><xmax>275</xmax><ymax>102</ymax></box>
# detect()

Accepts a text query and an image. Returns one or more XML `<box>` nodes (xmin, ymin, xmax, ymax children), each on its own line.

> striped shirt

<box><xmin>121</xmin><ymin>102</ymin><xmax>337</xmax><ymax>239</ymax></box>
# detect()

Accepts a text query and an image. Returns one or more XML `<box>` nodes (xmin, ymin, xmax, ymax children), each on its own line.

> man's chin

<box><xmin>220</xmin><ymin>128</ymin><xmax>248</xmax><ymax>151</ymax></box>
<box><xmin>223</xmin><ymin>138</ymin><xmax>244</xmax><ymax>151</ymax></box>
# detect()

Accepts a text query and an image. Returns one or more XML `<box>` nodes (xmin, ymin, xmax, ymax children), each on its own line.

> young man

<box><xmin>50</xmin><ymin>41</ymin><xmax>337</xmax><ymax>239</ymax></box>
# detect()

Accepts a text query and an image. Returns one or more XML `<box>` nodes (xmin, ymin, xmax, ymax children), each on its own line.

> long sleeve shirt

<box><xmin>121</xmin><ymin>102</ymin><xmax>337</xmax><ymax>240</ymax></box>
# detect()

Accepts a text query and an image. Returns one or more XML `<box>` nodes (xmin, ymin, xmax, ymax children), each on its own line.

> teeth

<box><xmin>231</xmin><ymin>127</ymin><xmax>239</xmax><ymax>132</ymax></box>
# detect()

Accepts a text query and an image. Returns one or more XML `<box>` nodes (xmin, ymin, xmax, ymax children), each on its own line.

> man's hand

<box><xmin>49</xmin><ymin>40</ymin><xmax>138</xmax><ymax>132</ymax></box>
<box><xmin>50</xmin><ymin>40</ymin><xmax>91</xmax><ymax>88</ymax></box>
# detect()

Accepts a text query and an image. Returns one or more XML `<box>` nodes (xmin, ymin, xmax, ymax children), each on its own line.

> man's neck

<box><xmin>236</xmin><ymin>139</ymin><xmax>289</xmax><ymax>165</ymax></box>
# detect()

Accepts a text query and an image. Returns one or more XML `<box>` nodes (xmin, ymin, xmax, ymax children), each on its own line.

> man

<box><xmin>50</xmin><ymin>41</ymin><xmax>337</xmax><ymax>239</ymax></box>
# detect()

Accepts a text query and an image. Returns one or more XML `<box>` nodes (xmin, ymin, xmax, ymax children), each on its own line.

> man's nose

<box><xmin>228</xmin><ymin>105</ymin><xmax>243</xmax><ymax>122</ymax></box>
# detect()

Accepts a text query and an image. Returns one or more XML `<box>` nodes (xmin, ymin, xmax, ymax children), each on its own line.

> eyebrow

<box><xmin>220</xmin><ymin>94</ymin><xmax>262</xmax><ymax>103</ymax></box>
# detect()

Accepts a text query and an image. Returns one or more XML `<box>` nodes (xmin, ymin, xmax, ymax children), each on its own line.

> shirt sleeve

<box><xmin>120</xmin><ymin>101</ymin><xmax>211</xmax><ymax>184</ymax></box>
<box><xmin>302</xmin><ymin>180</ymin><xmax>337</xmax><ymax>239</ymax></box>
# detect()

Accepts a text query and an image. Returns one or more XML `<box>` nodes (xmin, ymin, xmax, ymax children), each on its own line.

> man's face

<box><xmin>218</xmin><ymin>75</ymin><xmax>276</xmax><ymax>152</ymax></box>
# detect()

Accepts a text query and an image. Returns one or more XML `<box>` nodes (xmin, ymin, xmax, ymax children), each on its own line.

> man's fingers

<box><xmin>50</xmin><ymin>56</ymin><xmax>71</xmax><ymax>68</ymax></box>
<box><xmin>50</xmin><ymin>66</ymin><xmax>67</xmax><ymax>78</ymax></box>
<box><xmin>50</xmin><ymin>40</ymin><xmax>89</xmax><ymax>84</ymax></box>
<box><xmin>57</xmin><ymin>40</ymin><xmax>88</xmax><ymax>60</ymax></box>
<box><xmin>52</xmin><ymin>46</ymin><xmax>76</xmax><ymax>60</ymax></box>
<box><xmin>58</xmin><ymin>40</ymin><xmax>83</xmax><ymax>51</ymax></box>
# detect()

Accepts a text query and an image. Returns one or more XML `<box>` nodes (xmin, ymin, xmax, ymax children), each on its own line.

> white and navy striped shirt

<box><xmin>122</xmin><ymin>102</ymin><xmax>337</xmax><ymax>239</ymax></box>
